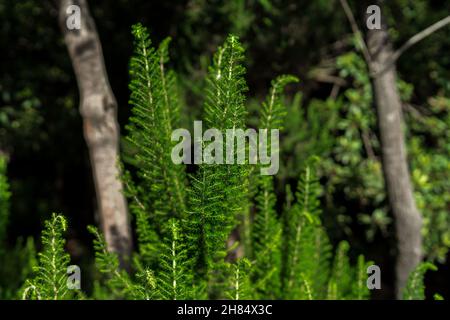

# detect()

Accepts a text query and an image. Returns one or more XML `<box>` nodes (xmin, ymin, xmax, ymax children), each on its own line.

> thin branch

<box><xmin>360</xmin><ymin>129</ymin><xmax>376</xmax><ymax>160</ymax></box>
<box><xmin>373</xmin><ymin>15</ymin><xmax>450</xmax><ymax>77</ymax></box>
<box><xmin>311</xmin><ymin>72</ymin><xmax>347</xmax><ymax>86</ymax></box>
<box><xmin>393</xmin><ymin>15</ymin><xmax>450</xmax><ymax>63</ymax></box>
<box><xmin>124</xmin><ymin>180</ymin><xmax>146</xmax><ymax>211</ymax></box>
<box><xmin>330</xmin><ymin>83</ymin><xmax>341</xmax><ymax>100</ymax></box>
<box><xmin>339</xmin><ymin>0</ymin><xmax>373</xmax><ymax>68</ymax></box>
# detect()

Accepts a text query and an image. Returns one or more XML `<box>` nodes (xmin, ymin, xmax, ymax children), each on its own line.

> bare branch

<box><xmin>373</xmin><ymin>15</ymin><xmax>450</xmax><ymax>77</ymax></box>
<box><xmin>360</xmin><ymin>129</ymin><xmax>376</xmax><ymax>160</ymax></box>
<box><xmin>393</xmin><ymin>15</ymin><xmax>450</xmax><ymax>63</ymax></box>
<box><xmin>330</xmin><ymin>83</ymin><xmax>341</xmax><ymax>100</ymax></box>
<box><xmin>339</xmin><ymin>0</ymin><xmax>373</xmax><ymax>68</ymax></box>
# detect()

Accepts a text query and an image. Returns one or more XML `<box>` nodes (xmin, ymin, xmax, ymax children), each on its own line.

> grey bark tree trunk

<box><xmin>58</xmin><ymin>0</ymin><xmax>132</xmax><ymax>262</ymax></box>
<box><xmin>367</xmin><ymin>23</ymin><xmax>423</xmax><ymax>298</ymax></box>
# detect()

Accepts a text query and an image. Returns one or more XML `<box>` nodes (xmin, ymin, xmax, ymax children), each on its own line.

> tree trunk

<box><xmin>367</xmin><ymin>23</ymin><xmax>422</xmax><ymax>298</ymax></box>
<box><xmin>58</xmin><ymin>0</ymin><xmax>132</xmax><ymax>262</ymax></box>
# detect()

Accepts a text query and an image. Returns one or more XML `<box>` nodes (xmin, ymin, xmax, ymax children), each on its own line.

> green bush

<box><xmin>15</xmin><ymin>24</ymin><xmax>438</xmax><ymax>301</ymax></box>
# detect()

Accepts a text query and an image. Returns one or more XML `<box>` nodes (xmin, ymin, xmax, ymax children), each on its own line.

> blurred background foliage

<box><xmin>0</xmin><ymin>0</ymin><xmax>449</xmax><ymax>298</ymax></box>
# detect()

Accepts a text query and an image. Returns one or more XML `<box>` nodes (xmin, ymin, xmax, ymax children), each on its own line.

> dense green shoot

<box><xmin>157</xmin><ymin>219</ymin><xmax>191</xmax><ymax>299</ymax></box>
<box><xmin>403</xmin><ymin>262</ymin><xmax>437</xmax><ymax>300</ymax></box>
<box><xmin>15</xmin><ymin>24</ymin><xmax>435</xmax><ymax>301</ymax></box>
<box><xmin>22</xmin><ymin>214</ymin><xmax>70</xmax><ymax>300</ymax></box>
<box><xmin>126</xmin><ymin>23</ymin><xmax>186</xmax><ymax>229</ymax></box>
<box><xmin>225</xmin><ymin>258</ymin><xmax>252</xmax><ymax>300</ymax></box>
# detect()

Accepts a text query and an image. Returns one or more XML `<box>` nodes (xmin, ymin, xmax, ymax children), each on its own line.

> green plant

<box><xmin>0</xmin><ymin>156</ymin><xmax>10</xmax><ymax>247</ymax></box>
<box><xmin>125</xmin><ymin>24</ymin><xmax>186</xmax><ymax>229</ymax></box>
<box><xmin>281</xmin><ymin>48</ymin><xmax>449</xmax><ymax>264</ymax></box>
<box><xmin>99</xmin><ymin>24</ymin><xmax>373</xmax><ymax>300</ymax></box>
<box><xmin>22</xmin><ymin>213</ymin><xmax>71</xmax><ymax>300</ymax></box>
<box><xmin>88</xmin><ymin>225</ymin><xmax>151</xmax><ymax>299</ymax></box>
<box><xmin>402</xmin><ymin>262</ymin><xmax>437</xmax><ymax>300</ymax></box>
<box><xmin>157</xmin><ymin>219</ymin><xmax>191</xmax><ymax>300</ymax></box>
<box><xmin>20</xmin><ymin>23</ymin><xmax>437</xmax><ymax>301</ymax></box>
<box><xmin>0</xmin><ymin>157</ymin><xmax>37</xmax><ymax>299</ymax></box>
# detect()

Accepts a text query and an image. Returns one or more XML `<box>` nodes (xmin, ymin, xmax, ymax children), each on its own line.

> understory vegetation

<box><xmin>0</xmin><ymin>23</ymin><xmax>440</xmax><ymax>300</ymax></box>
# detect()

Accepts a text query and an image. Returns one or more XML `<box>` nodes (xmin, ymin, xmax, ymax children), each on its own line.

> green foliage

<box><xmin>251</xmin><ymin>175</ymin><xmax>282</xmax><ymax>298</ymax></box>
<box><xmin>335</xmin><ymin>50</ymin><xmax>450</xmax><ymax>263</ymax></box>
<box><xmin>402</xmin><ymin>262</ymin><xmax>437</xmax><ymax>300</ymax></box>
<box><xmin>0</xmin><ymin>156</ymin><xmax>10</xmax><ymax>246</ymax></box>
<box><xmin>277</xmin><ymin>51</ymin><xmax>387</xmax><ymax>241</ymax></box>
<box><xmin>249</xmin><ymin>158</ymin><xmax>369</xmax><ymax>300</ymax></box>
<box><xmin>16</xmin><ymin>24</ymin><xmax>378</xmax><ymax>301</ymax></box>
<box><xmin>225</xmin><ymin>258</ymin><xmax>252</xmax><ymax>300</ymax></box>
<box><xmin>120</xmin><ymin>25</ymin><xmax>372</xmax><ymax>300</ymax></box>
<box><xmin>0</xmin><ymin>158</ymin><xmax>37</xmax><ymax>299</ymax></box>
<box><xmin>204</xmin><ymin>34</ymin><xmax>247</xmax><ymax>130</ymax></box>
<box><xmin>121</xmin><ymin>169</ymin><xmax>159</xmax><ymax>268</ymax></box>
<box><xmin>407</xmin><ymin>96</ymin><xmax>450</xmax><ymax>262</ymax></box>
<box><xmin>184</xmin><ymin>164</ymin><xmax>235</xmax><ymax>287</ymax></box>
<box><xmin>282</xmin><ymin>48</ymin><xmax>450</xmax><ymax>264</ymax></box>
<box><xmin>335</xmin><ymin>51</ymin><xmax>450</xmax><ymax>261</ymax></box>
<box><xmin>249</xmin><ymin>74</ymin><xmax>298</xmax><ymax>299</ymax></box>
<box><xmin>88</xmin><ymin>225</ymin><xmax>150</xmax><ymax>299</ymax></box>
<box><xmin>22</xmin><ymin>214</ymin><xmax>71</xmax><ymax>300</ymax></box>
<box><xmin>329</xmin><ymin>241</ymin><xmax>352</xmax><ymax>299</ymax></box>
<box><xmin>0</xmin><ymin>237</ymin><xmax>37</xmax><ymax>299</ymax></box>
<box><xmin>283</xmin><ymin>161</ymin><xmax>332</xmax><ymax>299</ymax></box>
<box><xmin>124</xmin><ymin>23</ymin><xmax>189</xmax><ymax>274</ymax></box>
<box><xmin>157</xmin><ymin>219</ymin><xmax>191</xmax><ymax>300</ymax></box>
<box><xmin>260</xmin><ymin>75</ymin><xmax>299</xmax><ymax>130</ymax></box>
<box><xmin>126</xmin><ymin>23</ymin><xmax>186</xmax><ymax>229</ymax></box>
<box><xmin>184</xmin><ymin>35</ymin><xmax>251</xmax><ymax>293</ymax></box>
<box><xmin>353</xmin><ymin>255</ymin><xmax>372</xmax><ymax>300</ymax></box>
<box><xmin>433</xmin><ymin>293</ymin><xmax>444</xmax><ymax>300</ymax></box>
<box><xmin>2</xmin><ymin>1</ymin><xmax>449</xmax><ymax>301</ymax></box>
